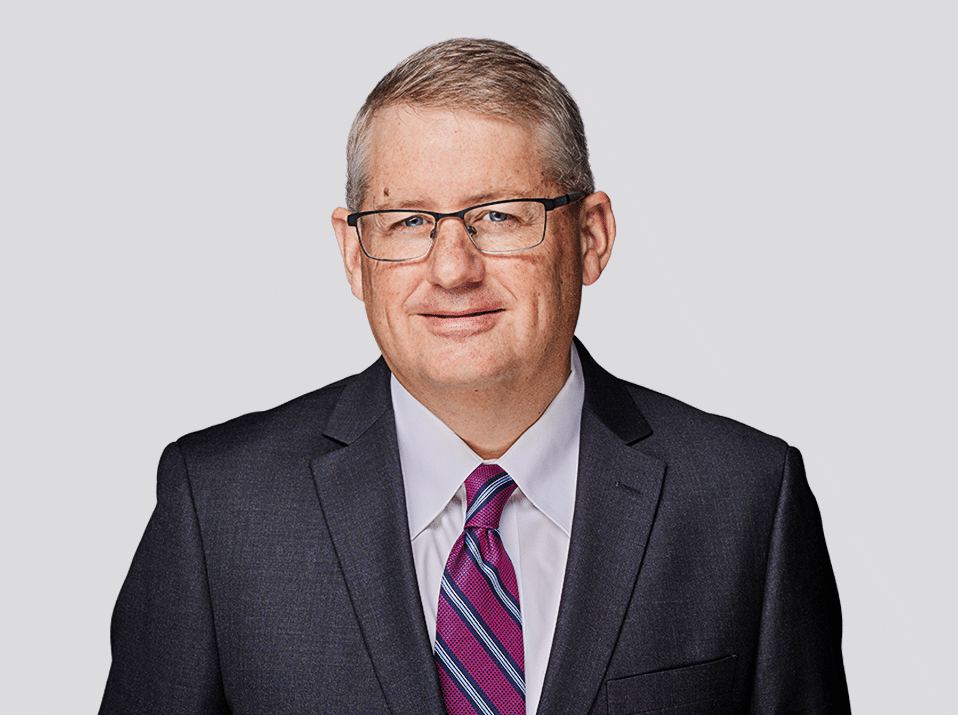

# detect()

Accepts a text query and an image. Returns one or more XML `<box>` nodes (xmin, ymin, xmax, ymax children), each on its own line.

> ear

<box><xmin>332</xmin><ymin>207</ymin><xmax>366</xmax><ymax>301</ymax></box>
<box><xmin>579</xmin><ymin>191</ymin><xmax>616</xmax><ymax>286</ymax></box>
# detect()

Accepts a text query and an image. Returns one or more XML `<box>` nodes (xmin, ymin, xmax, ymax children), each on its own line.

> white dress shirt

<box><xmin>392</xmin><ymin>347</ymin><xmax>584</xmax><ymax>715</ymax></box>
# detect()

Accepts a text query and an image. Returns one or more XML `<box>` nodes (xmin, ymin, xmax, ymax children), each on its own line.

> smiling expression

<box><xmin>334</xmin><ymin>105</ymin><xmax>591</xmax><ymax>400</ymax></box>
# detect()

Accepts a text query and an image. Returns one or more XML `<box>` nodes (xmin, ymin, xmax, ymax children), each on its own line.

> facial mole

<box><xmin>383</xmin><ymin>187</ymin><xmax>390</xmax><ymax>197</ymax></box>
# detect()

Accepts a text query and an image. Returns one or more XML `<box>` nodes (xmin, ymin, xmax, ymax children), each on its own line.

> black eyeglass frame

<box><xmin>346</xmin><ymin>191</ymin><xmax>586</xmax><ymax>262</ymax></box>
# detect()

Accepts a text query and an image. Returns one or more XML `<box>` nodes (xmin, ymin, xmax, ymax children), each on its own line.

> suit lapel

<box><xmin>309</xmin><ymin>346</ymin><xmax>665</xmax><ymax>715</ymax></box>
<box><xmin>537</xmin><ymin>344</ymin><xmax>666</xmax><ymax>715</ymax></box>
<box><xmin>310</xmin><ymin>360</ymin><xmax>446</xmax><ymax>715</ymax></box>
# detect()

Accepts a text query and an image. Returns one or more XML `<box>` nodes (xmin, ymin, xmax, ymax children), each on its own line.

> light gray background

<box><xmin>2</xmin><ymin>2</ymin><xmax>954</xmax><ymax>712</ymax></box>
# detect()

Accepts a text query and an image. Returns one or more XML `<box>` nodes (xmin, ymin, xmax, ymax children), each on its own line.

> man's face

<box><xmin>333</xmin><ymin>105</ymin><xmax>610</xmax><ymax>399</ymax></box>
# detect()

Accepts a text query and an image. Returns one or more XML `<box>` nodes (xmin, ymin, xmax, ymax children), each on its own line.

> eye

<box><xmin>402</xmin><ymin>214</ymin><xmax>427</xmax><ymax>228</ymax></box>
<box><xmin>385</xmin><ymin>213</ymin><xmax>431</xmax><ymax>233</ymax></box>
<box><xmin>478</xmin><ymin>210</ymin><xmax>514</xmax><ymax>224</ymax></box>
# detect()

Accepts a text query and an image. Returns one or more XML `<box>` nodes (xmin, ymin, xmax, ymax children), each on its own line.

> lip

<box><xmin>417</xmin><ymin>307</ymin><xmax>505</xmax><ymax>336</ymax></box>
<box><xmin>422</xmin><ymin>308</ymin><xmax>504</xmax><ymax>319</ymax></box>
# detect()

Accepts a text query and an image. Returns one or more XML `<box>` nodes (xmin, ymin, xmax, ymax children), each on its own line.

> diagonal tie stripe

<box><xmin>465</xmin><ymin>474</ymin><xmax>517</xmax><ymax>524</ymax></box>
<box><xmin>435</xmin><ymin>465</ymin><xmax>525</xmax><ymax>715</ymax></box>
<box><xmin>439</xmin><ymin>573</ymin><xmax>525</xmax><ymax>694</ymax></box>
<box><xmin>463</xmin><ymin>531</ymin><xmax>522</xmax><ymax>624</ymax></box>
<box><xmin>435</xmin><ymin>636</ymin><xmax>500</xmax><ymax>715</ymax></box>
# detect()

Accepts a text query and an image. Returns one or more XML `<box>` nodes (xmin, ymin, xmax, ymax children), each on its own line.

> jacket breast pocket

<box><xmin>606</xmin><ymin>655</ymin><xmax>737</xmax><ymax>715</ymax></box>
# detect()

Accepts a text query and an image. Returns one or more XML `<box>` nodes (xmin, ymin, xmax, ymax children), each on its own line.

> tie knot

<box><xmin>464</xmin><ymin>464</ymin><xmax>516</xmax><ymax>530</ymax></box>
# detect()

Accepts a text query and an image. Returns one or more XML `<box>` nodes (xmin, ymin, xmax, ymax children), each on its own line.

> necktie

<box><xmin>435</xmin><ymin>464</ymin><xmax>525</xmax><ymax>715</ymax></box>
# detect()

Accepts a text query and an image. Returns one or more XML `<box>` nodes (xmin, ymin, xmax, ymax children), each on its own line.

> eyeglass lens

<box><xmin>357</xmin><ymin>200</ymin><xmax>547</xmax><ymax>261</ymax></box>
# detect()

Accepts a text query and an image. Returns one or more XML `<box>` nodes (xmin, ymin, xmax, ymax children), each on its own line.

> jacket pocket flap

<box><xmin>607</xmin><ymin>655</ymin><xmax>737</xmax><ymax>714</ymax></box>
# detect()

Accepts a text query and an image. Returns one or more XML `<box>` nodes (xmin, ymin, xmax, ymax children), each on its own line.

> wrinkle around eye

<box><xmin>472</xmin><ymin>210</ymin><xmax>517</xmax><ymax>226</ymax></box>
<box><xmin>401</xmin><ymin>214</ymin><xmax>429</xmax><ymax>228</ymax></box>
<box><xmin>379</xmin><ymin>212</ymin><xmax>431</xmax><ymax>234</ymax></box>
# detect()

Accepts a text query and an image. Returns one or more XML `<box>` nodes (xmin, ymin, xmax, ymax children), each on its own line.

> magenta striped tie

<box><xmin>435</xmin><ymin>464</ymin><xmax>525</xmax><ymax>715</ymax></box>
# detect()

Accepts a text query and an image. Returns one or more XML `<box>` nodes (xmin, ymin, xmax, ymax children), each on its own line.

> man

<box><xmin>100</xmin><ymin>39</ymin><xmax>850</xmax><ymax>714</ymax></box>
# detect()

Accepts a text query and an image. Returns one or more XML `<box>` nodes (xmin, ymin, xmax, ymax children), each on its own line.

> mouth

<box><xmin>423</xmin><ymin>308</ymin><xmax>504</xmax><ymax>319</ymax></box>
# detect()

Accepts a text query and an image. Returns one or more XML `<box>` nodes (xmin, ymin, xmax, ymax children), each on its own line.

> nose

<box><xmin>426</xmin><ymin>216</ymin><xmax>485</xmax><ymax>289</ymax></box>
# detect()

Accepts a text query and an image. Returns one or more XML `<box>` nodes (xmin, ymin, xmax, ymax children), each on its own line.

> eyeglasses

<box><xmin>346</xmin><ymin>192</ymin><xmax>586</xmax><ymax>262</ymax></box>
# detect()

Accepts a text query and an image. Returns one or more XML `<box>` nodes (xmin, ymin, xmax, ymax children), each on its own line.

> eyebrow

<box><xmin>366</xmin><ymin>188</ymin><xmax>543</xmax><ymax>212</ymax></box>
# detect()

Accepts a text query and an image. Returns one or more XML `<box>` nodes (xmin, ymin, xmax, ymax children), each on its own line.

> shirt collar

<box><xmin>393</xmin><ymin>346</ymin><xmax>584</xmax><ymax>540</ymax></box>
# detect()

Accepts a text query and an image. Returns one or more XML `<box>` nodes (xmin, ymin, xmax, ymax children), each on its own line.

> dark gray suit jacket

<box><xmin>100</xmin><ymin>342</ymin><xmax>850</xmax><ymax>714</ymax></box>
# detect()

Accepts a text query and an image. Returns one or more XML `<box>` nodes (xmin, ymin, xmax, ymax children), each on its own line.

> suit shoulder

<box><xmin>173</xmin><ymin>372</ymin><xmax>355</xmax><ymax>464</ymax></box>
<box><xmin>576</xmin><ymin>340</ymin><xmax>788</xmax><ymax>465</ymax></box>
<box><xmin>623</xmin><ymin>380</ymin><xmax>790</xmax><ymax>470</ymax></box>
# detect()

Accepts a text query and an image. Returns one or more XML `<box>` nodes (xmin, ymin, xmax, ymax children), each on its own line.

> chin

<box><xmin>421</xmin><ymin>364</ymin><xmax>510</xmax><ymax>391</ymax></box>
<box><xmin>411</xmin><ymin>349</ymin><xmax>518</xmax><ymax>391</ymax></box>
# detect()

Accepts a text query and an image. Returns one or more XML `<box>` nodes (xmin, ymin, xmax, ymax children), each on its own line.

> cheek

<box><xmin>363</xmin><ymin>265</ymin><xmax>415</xmax><ymax>329</ymax></box>
<box><xmin>360</xmin><ymin>267</ymin><xmax>391</xmax><ymax>327</ymax></box>
<box><xmin>523</xmin><ymin>262</ymin><xmax>570</xmax><ymax>330</ymax></box>
<box><xmin>546</xmin><ymin>242</ymin><xmax>584</xmax><ymax>329</ymax></box>
<box><xmin>547</xmin><ymin>238</ymin><xmax>580</xmax><ymax>291</ymax></box>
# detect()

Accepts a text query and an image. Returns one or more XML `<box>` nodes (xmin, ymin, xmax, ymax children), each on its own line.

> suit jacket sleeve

<box><xmin>100</xmin><ymin>442</ymin><xmax>229</xmax><ymax>714</ymax></box>
<box><xmin>749</xmin><ymin>447</ymin><xmax>851</xmax><ymax>714</ymax></box>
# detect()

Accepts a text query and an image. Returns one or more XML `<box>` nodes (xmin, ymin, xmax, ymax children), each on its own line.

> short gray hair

<box><xmin>345</xmin><ymin>38</ymin><xmax>594</xmax><ymax>211</ymax></box>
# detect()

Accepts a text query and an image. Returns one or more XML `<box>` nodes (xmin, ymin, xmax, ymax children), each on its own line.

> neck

<box><xmin>394</xmin><ymin>358</ymin><xmax>572</xmax><ymax>460</ymax></box>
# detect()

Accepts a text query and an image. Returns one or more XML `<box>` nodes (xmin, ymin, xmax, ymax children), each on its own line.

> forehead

<box><xmin>364</xmin><ymin>105</ymin><xmax>550</xmax><ymax>208</ymax></box>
